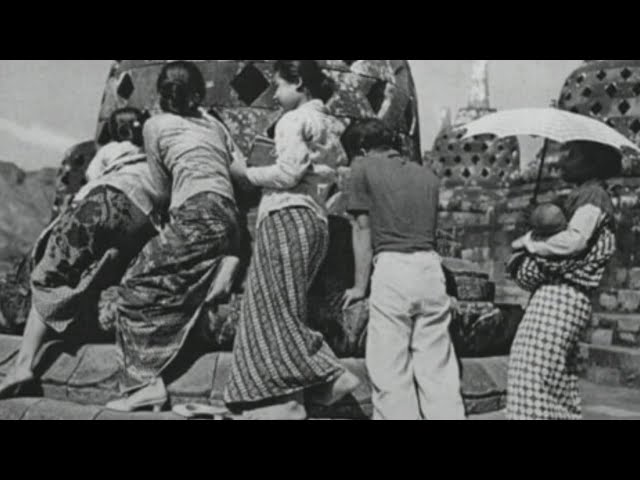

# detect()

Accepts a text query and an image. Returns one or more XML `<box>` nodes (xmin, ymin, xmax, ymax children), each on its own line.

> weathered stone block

<box><xmin>0</xmin><ymin>398</ymin><xmax>43</xmax><ymax>420</ymax></box>
<box><xmin>629</xmin><ymin>268</ymin><xmax>640</xmax><ymax>290</ymax></box>
<box><xmin>590</xmin><ymin>329</ymin><xmax>614</xmax><ymax>346</ymax></box>
<box><xmin>0</xmin><ymin>334</ymin><xmax>19</xmax><ymax>369</ymax></box>
<box><xmin>610</xmin><ymin>316</ymin><xmax>640</xmax><ymax>347</ymax></box>
<box><xmin>615</xmin><ymin>330</ymin><xmax>640</xmax><ymax>348</ymax></box>
<box><xmin>94</xmin><ymin>409</ymin><xmax>183</xmax><ymax>421</ymax></box>
<box><xmin>581</xmin><ymin>343</ymin><xmax>640</xmax><ymax>389</ymax></box>
<box><xmin>450</xmin><ymin>301</ymin><xmax>523</xmax><ymax>358</ymax></box>
<box><xmin>599</xmin><ymin>291</ymin><xmax>620</xmax><ymax>312</ymax></box>
<box><xmin>618</xmin><ymin>290</ymin><xmax>640</xmax><ymax>313</ymax></box>
<box><xmin>168</xmin><ymin>352</ymin><xmax>217</xmax><ymax>400</ymax></box>
<box><xmin>39</xmin><ymin>342</ymin><xmax>84</xmax><ymax>386</ymax></box>
<box><xmin>22</xmin><ymin>398</ymin><xmax>102</xmax><ymax>420</ymax></box>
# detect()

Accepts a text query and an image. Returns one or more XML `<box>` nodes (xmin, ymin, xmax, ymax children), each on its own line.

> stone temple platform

<box><xmin>0</xmin><ymin>335</ymin><xmax>508</xmax><ymax>420</ymax></box>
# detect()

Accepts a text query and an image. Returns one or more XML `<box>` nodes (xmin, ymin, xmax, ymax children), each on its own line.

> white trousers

<box><xmin>367</xmin><ymin>251</ymin><xmax>466</xmax><ymax>420</ymax></box>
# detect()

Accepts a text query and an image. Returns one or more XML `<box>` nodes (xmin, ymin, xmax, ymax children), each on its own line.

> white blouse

<box><xmin>247</xmin><ymin>100</ymin><xmax>348</xmax><ymax>226</ymax></box>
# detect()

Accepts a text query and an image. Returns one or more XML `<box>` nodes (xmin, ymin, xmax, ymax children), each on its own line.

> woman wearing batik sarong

<box><xmin>507</xmin><ymin>140</ymin><xmax>620</xmax><ymax>420</ymax></box>
<box><xmin>0</xmin><ymin>108</ymin><xmax>161</xmax><ymax>398</ymax></box>
<box><xmin>106</xmin><ymin>61</ymin><xmax>243</xmax><ymax>412</ymax></box>
<box><xmin>224</xmin><ymin>60</ymin><xmax>360</xmax><ymax>420</ymax></box>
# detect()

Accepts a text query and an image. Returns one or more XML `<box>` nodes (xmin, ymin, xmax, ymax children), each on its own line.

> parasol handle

<box><xmin>531</xmin><ymin>138</ymin><xmax>549</xmax><ymax>206</ymax></box>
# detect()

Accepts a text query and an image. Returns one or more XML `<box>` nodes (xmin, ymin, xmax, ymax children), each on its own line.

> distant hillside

<box><xmin>0</xmin><ymin>161</ymin><xmax>57</xmax><ymax>273</ymax></box>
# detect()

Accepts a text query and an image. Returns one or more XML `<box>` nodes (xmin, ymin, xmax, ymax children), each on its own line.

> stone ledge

<box><xmin>588</xmin><ymin>313</ymin><xmax>640</xmax><ymax>347</ymax></box>
<box><xmin>580</xmin><ymin>343</ymin><xmax>640</xmax><ymax>389</ymax></box>
<box><xmin>0</xmin><ymin>335</ymin><xmax>508</xmax><ymax>418</ymax></box>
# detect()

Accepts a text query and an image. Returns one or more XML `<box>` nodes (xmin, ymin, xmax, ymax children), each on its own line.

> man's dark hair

<box><xmin>341</xmin><ymin>118</ymin><xmax>398</xmax><ymax>162</ymax></box>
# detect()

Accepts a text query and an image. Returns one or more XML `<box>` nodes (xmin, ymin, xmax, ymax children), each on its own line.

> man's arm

<box><xmin>343</xmin><ymin>212</ymin><xmax>373</xmax><ymax>310</ymax></box>
<box><xmin>342</xmin><ymin>157</ymin><xmax>373</xmax><ymax>309</ymax></box>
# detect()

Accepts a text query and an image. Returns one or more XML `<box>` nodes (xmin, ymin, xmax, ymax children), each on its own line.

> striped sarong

<box><xmin>507</xmin><ymin>226</ymin><xmax>616</xmax><ymax>420</ymax></box>
<box><xmin>224</xmin><ymin>207</ymin><xmax>345</xmax><ymax>408</ymax></box>
<box><xmin>114</xmin><ymin>192</ymin><xmax>240</xmax><ymax>392</ymax></box>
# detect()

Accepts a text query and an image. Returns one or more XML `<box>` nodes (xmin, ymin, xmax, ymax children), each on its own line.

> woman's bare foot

<box><xmin>241</xmin><ymin>393</ymin><xmax>307</xmax><ymax>420</ymax></box>
<box><xmin>310</xmin><ymin>370</ymin><xmax>361</xmax><ymax>407</ymax></box>
<box><xmin>0</xmin><ymin>367</ymin><xmax>36</xmax><ymax>399</ymax></box>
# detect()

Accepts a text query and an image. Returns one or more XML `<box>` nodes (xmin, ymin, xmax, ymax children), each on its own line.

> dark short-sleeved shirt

<box><xmin>347</xmin><ymin>150</ymin><xmax>440</xmax><ymax>255</ymax></box>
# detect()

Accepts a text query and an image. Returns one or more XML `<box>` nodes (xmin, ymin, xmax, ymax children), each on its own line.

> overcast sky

<box><xmin>0</xmin><ymin>60</ymin><xmax>582</xmax><ymax>171</ymax></box>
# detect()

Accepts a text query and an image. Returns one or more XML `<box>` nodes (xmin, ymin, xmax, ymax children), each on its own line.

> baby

<box><xmin>529</xmin><ymin>202</ymin><xmax>568</xmax><ymax>241</ymax></box>
<box><xmin>507</xmin><ymin>202</ymin><xmax>568</xmax><ymax>276</ymax></box>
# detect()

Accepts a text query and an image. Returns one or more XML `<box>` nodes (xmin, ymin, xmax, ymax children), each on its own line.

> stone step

<box><xmin>580</xmin><ymin>343</ymin><xmax>640</xmax><ymax>389</ymax></box>
<box><xmin>0</xmin><ymin>335</ymin><xmax>509</xmax><ymax>418</ymax></box>
<box><xmin>585</xmin><ymin>313</ymin><xmax>640</xmax><ymax>348</ymax></box>
<box><xmin>597</xmin><ymin>290</ymin><xmax>640</xmax><ymax>313</ymax></box>
<box><xmin>0</xmin><ymin>397</ymin><xmax>184</xmax><ymax>421</ymax></box>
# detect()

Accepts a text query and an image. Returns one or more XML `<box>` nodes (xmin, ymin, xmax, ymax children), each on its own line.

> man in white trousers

<box><xmin>341</xmin><ymin>119</ymin><xmax>466</xmax><ymax>421</ymax></box>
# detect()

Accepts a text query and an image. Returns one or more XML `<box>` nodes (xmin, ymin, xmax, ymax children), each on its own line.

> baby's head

<box><xmin>530</xmin><ymin>202</ymin><xmax>567</xmax><ymax>240</ymax></box>
<box><xmin>109</xmin><ymin>107</ymin><xmax>146</xmax><ymax>147</ymax></box>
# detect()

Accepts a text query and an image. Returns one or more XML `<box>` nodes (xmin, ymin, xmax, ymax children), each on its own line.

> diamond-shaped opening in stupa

<box><xmin>231</xmin><ymin>63</ymin><xmax>270</xmax><ymax>106</ymax></box>
<box><xmin>621</xmin><ymin>68</ymin><xmax>633</xmax><ymax>80</ymax></box>
<box><xmin>630</xmin><ymin>119</ymin><xmax>640</xmax><ymax>134</ymax></box>
<box><xmin>605</xmin><ymin>84</ymin><xmax>618</xmax><ymax>98</ymax></box>
<box><xmin>590</xmin><ymin>102</ymin><xmax>603</xmax><ymax>115</ymax></box>
<box><xmin>596</xmin><ymin>70</ymin><xmax>607</xmax><ymax>81</ymax></box>
<box><xmin>367</xmin><ymin>79</ymin><xmax>388</xmax><ymax>114</ymax></box>
<box><xmin>117</xmin><ymin>73</ymin><xmax>135</xmax><ymax>100</ymax></box>
<box><xmin>462</xmin><ymin>168</ymin><xmax>471</xmax><ymax>179</ymax></box>
<box><xmin>618</xmin><ymin>100</ymin><xmax>631</xmax><ymax>115</ymax></box>
<box><xmin>581</xmin><ymin>87</ymin><xmax>592</xmax><ymax>98</ymax></box>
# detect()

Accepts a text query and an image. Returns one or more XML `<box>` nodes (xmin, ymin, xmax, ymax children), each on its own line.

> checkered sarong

<box><xmin>507</xmin><ymin>226</ymin><xmax>616</xmax><ymax>420</ymax></box>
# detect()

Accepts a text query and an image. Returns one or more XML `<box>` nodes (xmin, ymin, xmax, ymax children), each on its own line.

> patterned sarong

<box><xmin>114</xmin><ymin>192</ymin><xmax>239</xmax><ymax>391</ymax></box>
<box><xmin>30</xmin><ymin>185</ymin><xmax>154</xmax><ymax>334</ymax></box>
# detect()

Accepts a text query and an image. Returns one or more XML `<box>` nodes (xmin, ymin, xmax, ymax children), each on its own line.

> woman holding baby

<box><xmin>507</xmin><ymin>140</ymin><xmax>621</xmax><ymax>420</ymax></box>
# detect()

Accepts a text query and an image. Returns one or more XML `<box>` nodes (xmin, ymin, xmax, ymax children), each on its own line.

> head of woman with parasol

<box><xmin>557</xmin><ymin>140</ymin><xmax>622</xmax><ymax>184</ymax></box>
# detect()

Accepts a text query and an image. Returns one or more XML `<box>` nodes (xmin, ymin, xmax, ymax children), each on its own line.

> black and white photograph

<box><xmin>0</xmin><ymin>59</ymin><xmax>638</xmax><ymax>421</ymax></box>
